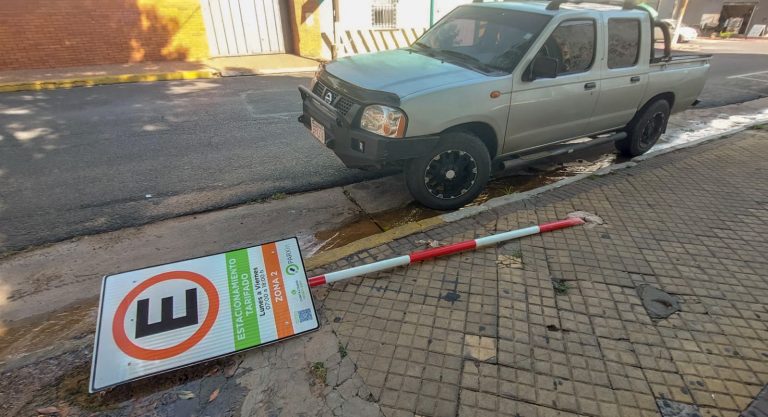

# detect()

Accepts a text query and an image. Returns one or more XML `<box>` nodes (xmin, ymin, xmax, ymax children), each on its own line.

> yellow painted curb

<box><xmin>304</xmin><ymin>215</ymin><xmax>445</xmax><ymax>271</ymax></box>
<box><xmin>0</xmin><ymin>70</ymin><xmax>219</xmax><ymax>93</ymax></box>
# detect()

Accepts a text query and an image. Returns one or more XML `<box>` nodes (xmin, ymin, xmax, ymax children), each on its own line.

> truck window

<box><xmin>608</xmin><ymin>19</ymin><xmax>640</xmax><ymax>69</ymax></box>
<box><xmin>535</xmin><ymin>20</ymin><xmax>596</xmax><ymax>75</ymax></box>
<box><xmin>415</xmin><ymin>6</ymin><xmax>551</xmax><ymax>74</ymax></box>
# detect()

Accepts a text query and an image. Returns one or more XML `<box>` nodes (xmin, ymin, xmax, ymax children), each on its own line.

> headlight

<box><xmin>360</xmin><ymin>105</ymin><xmax>407</xmax><ymax>138</ymax></box>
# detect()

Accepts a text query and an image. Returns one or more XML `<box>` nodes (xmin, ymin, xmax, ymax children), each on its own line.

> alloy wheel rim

<box><xmin>640</xmin><ymin>112</ymin><xmax>665</xmax><ymax>147</ymax></box>
<box><xmin>423</xmin><ymin>150</ymin><xmax>478</xmax><ymax>199</ymax></box>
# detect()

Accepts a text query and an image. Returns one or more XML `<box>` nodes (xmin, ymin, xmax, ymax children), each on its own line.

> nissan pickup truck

<box><xmin>299</xmin><ymin>0</ymin><xmax>710</xmax><ymax>210</ymax></box>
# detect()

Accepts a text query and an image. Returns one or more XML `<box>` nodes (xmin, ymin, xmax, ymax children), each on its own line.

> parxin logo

<box><xmin>112</xmin><ymin>271</ymin><xmax>219</xmax><ymax>361</ymax></box>
<box><xmin>285</xmin><ymin>263</ymin><xmax>300</xmax><ymax>276</ymax></box>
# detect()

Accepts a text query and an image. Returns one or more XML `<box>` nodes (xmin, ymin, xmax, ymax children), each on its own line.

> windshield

<box><xmin>414</xmin><ymin>6</ymin><xmax>551</xmax><ymax>74</ymax></box>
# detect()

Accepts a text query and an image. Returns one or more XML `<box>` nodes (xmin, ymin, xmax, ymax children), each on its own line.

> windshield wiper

<box><xmin>409</xmin><ymin>41</ymin><xmax>436</xmax><ymax>56</ymax></box>
<box><xmin>412</xmin><ymin>41</ymin><xmax>431</xmax><ymax>50</ymax></box>
<box><xmin>436</xmin><ymin>49</ymin><xmax>501</xmax><ymax>73</ymax></box>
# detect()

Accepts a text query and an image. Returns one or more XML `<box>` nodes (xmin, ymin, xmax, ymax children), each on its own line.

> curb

<box><xmin>304</xmin><ymin>119</ymin><xmax>768</xmax><ymax>273</ymax></box>
<box><xmin>0</xmin><ymin>69</ymin><xmax>220</xmax><ymax>93</ymax></box>
<box><xmin>217</xmin><ymin>66</ymin><xmax>319</xmax><ymax>77</ymax></box>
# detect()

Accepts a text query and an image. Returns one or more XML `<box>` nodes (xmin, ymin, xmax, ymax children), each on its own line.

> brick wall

<box><xmin>0</xmin><ymin>0</ymin><xmax>209</xmax><ymax>71</ymax></box>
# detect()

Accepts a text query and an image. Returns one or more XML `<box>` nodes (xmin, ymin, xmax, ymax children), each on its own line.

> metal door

<box><xmin>505</xmin><ymin>19</ymin><xmax>601</xmax><ymax>153</ymax></box>
<box><xmin>200</xmin><ymin>0</ymin><xmax>288</xmax><ymax>56</ymax></box>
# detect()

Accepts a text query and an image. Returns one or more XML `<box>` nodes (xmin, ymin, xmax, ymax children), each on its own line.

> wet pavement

<box><xmin>309</xmin><ymin>142</ymin><xmax>624</xmax><ymax>253</ymax></box>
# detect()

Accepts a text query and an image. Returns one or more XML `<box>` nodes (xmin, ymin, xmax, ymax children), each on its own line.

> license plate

<box><xmin>310</xmin><ymin>118</ymin><xmax>326</xmax><ymax>144</ymax></box>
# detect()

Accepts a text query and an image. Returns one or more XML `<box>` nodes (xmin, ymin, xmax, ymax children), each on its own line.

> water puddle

<box><xmin>310</xmin><ymin>217</ymin><xmax>384</xmax><ymax>253</ymax></box>
<box><xmin>308</xmin><ymin>144</ymin><xmax>626</xmax><ymax>254</ymax></box>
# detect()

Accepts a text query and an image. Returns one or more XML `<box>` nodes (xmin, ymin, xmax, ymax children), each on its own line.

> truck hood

<box><xmin>324</xmin><ymin>49</ymin><xmax>484</xmax><ymax>99</ymax></box>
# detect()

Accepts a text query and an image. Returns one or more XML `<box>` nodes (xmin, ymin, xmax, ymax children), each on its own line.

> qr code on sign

<box><xmin>298</xmin><ymin>308</ymin><xmax>314</xmax><ymax>323</ymax></box>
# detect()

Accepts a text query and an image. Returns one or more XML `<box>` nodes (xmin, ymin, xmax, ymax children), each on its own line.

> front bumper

<box><xmin>298</xmin><ymin>85</ymin><xmax>439</xmax><ymax>169</ymax></box>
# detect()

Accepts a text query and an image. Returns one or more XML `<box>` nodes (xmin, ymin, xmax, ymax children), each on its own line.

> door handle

<box><xmin>630</xmin><ymin>76</ymin><xmax>641</xmax><ymax>83</ymax></box>
<box><xmin>584</xmin><ymin>82</ymin><xmax>597</xmax><ymax>90</ymax></box>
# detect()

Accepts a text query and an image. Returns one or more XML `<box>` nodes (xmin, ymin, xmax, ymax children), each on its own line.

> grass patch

<box><xmin>552</xmin><ymin>279</ymin><xmax>570</xmax><ymax>295</ymax></box>
<box><xmin>256</xmin><ymin>192</ymin><xmax>289</xmax><ymax>204</ymax></box>
<box><xmin>310</xmin><ymin>361</ymin><xmax>327</xmax><ymax>383</ymax></box>
<box><xmin>338</xmin><ymin>343</ymin><xmax>348</xmax><ymax>358</ymax></box>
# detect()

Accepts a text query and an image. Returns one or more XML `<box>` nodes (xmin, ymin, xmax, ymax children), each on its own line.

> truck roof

<box><xmin>469</xmin><ymin>1</ymin><xmax>648</xmax><ymax>17</ymax></box>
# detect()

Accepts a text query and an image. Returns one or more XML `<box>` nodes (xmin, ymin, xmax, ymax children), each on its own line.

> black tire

<box><xmin>404</xmin><ymin>131</ymin><xmax>491</xmax><ymax>210</ymax></box>
<box><xmin>615</xmin><ymin>99</ymin><xmax>671</xmax><ymax>157</ymax></box>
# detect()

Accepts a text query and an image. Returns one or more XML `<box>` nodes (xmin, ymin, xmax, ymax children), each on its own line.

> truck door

<box><xmin>589</xmin><ymin>15</ymin><xmax>649</xmax><ymax>132</ymax></box>
<box><xmin>505</xmin><ymin>18</ymin><xmax>601</xmax><ymax>153</ymax></box>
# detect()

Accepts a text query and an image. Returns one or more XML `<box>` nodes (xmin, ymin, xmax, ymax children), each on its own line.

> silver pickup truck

<box><xmin>299</xmin><ymin>0</ymin><xmax>710</xmax><ymax>210</ymax></box>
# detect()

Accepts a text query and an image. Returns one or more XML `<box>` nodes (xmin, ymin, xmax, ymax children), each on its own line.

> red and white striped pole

<box><xmin>308</xmin><ymin>217</ymin><xmax>584</xmax><ymax>287</ymax></box>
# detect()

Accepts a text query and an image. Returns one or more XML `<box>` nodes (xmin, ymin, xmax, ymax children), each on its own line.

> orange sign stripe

<box><xmin>262</xmin><ymin>242</ymin><xmax>295</xmax><ymax>338</ymax></box>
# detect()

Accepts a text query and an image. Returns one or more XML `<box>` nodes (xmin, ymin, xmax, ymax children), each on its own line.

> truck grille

<box><xmin>312</xmin><ymin>81</ymin><xmax>355</xmax><ymax>116</ymax></box>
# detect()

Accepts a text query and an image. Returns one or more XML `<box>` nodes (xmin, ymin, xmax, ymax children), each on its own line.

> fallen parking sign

<box><xmin>90</xmin><ymin>237</ymin><xmax>318</xmax><ymax>392</ymax></box>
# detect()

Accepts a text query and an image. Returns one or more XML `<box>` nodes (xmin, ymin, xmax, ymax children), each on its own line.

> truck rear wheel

<box><xmin>616</xmin><ymin>99</ymin><xmax>670</xmax><ymax>157</ymax></box>
<box><xmin>405</xmin><ymin>131</ymin><xmax>491</xmax><ymax>211</ymax></box>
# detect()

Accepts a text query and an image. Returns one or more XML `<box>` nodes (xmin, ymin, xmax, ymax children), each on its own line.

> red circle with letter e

<box><xmin>112</xmin><ymin>271</ymin><xmax>219</xmax><ymax>360</ymax></box>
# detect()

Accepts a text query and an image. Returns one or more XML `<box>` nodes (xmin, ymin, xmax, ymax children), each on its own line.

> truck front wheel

<box><xmin>616</xmin><ymin>99</ymin><xmax>670</xmax><ymax>157</ymax></box>
<box><xmin>404</xmin><ymin>131</ymin><xmax>491</xmax><ymax>210</ymax></box>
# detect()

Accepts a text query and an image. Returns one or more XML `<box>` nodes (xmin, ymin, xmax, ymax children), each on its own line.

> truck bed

<box><xmin>654</xmin><ymin>49</ymin><xmax>713</xmax><ymax>62</ymax></box>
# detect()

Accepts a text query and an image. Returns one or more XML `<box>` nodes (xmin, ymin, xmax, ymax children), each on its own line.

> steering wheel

<box><xmin>489</xmin><ymin>40</ymin><xmax>529</xmax><ymax>70</ymax></box>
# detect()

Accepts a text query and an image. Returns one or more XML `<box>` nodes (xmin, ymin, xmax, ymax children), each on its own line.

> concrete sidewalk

<box><xmin>2</xmin><ymin>127</ymin><xmax>767</xmax><ymax>416</ymax></box>
<box><xmin>0</xmin><ymin>54</ymin><xmax>319</xmax><ymax>93</ymax></box>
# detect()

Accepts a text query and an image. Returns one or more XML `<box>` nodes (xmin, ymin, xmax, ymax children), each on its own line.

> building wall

<box><xmin>656</xmin><ymin>0</ymin><xmax>768</xmax><ymax>34</ymax></box>
<box><xmin>0</xmin><ymin>0</ymin><xmax>209</xmax><ymax>71</ymax></box>
<box><xmin>304</xmin><ymin>0</ymin><xmax>473</xmax><ymax>60</ymax></box>
<box><xmin>287</xmin><ymin>0</ymin><xmax>324</xmax><ymax>59</ymax></box>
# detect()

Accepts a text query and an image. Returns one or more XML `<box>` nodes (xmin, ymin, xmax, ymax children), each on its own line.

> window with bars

<box><xmin>372</xmin><ymin>0</ymin><xmax>397</xmax><ymax>29</ymax></box>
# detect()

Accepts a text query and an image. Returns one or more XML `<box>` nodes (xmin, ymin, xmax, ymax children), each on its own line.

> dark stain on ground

<box><xmin>656</xmin><ymin>397</ymin><xmax>702</xmax><ymax>417</ymax></box>
<box><xmin>311</xmin><ymin>146</ymin><xmax>625</xmax><ymax>253</ymax></box>
<box><xmin>313</xmin><ymin>216</ymin><xmax>384</xmax><ymax>253</ymax></box>
<box><xmin>442</xmin><ymin>291</ymin><xmax>460</xmax><ymax>303</ymax></box>
<box><xmin>0</xmin><ymin>302</ymin><xmax>97</xmax><ymax>360</ymax></box>
<box><xmin>2</xmin><ymin>344</ymin><xmax>246</xmax><ymax>417</ymax></box>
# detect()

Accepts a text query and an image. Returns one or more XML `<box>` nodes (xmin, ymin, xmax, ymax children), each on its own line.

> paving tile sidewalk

<box><xmin>312</xmin><ymin>128</ymin><xmax>768</xmax><ymax>417</ymax></box>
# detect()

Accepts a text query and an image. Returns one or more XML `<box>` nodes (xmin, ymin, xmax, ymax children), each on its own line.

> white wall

<box><xmin>334</xmin><ymin>0</ymin><xmax>472</xmax><ymax>30</ymax></box>
<box><xmin>336</xmin><ymin>0</ymin><xmax>374</xmax><ymax>29</ymax></box>
<box><xmin>397</xmin><ymin>0</ymin><xmax>431</xmax><ymax>27</ymax></box>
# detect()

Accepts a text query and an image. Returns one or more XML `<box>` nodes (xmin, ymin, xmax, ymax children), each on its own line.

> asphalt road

<box><xmin>1</xmin><ymin>43</ymin><xmax>766</xmax><ymax>255</ymax></box>
<box><xmin>0</xmin><ymin>75</ymin><xmax>382</xmax><ymax>254</ymax></box>
<box><xmin>693</xmin><ymin>39</ymin><xmax>768</xmax><ymax>108</ymax></box>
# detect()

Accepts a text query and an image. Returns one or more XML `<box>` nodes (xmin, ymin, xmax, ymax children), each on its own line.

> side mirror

<box><xmin>530</xmin><ymin>56</ymin><xmax>558</xmax><ymax>80</ymax></box>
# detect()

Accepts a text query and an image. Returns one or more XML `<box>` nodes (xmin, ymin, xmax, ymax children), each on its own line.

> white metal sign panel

<box><xmin>200</xmin><ymin>0</ymin><xmax>287</xmax><ymax>56</ymax></box>
<box><xmin>90</xmin><ymin>237</ymin><xmax>317</xmax><ymax>392</ymax></box>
